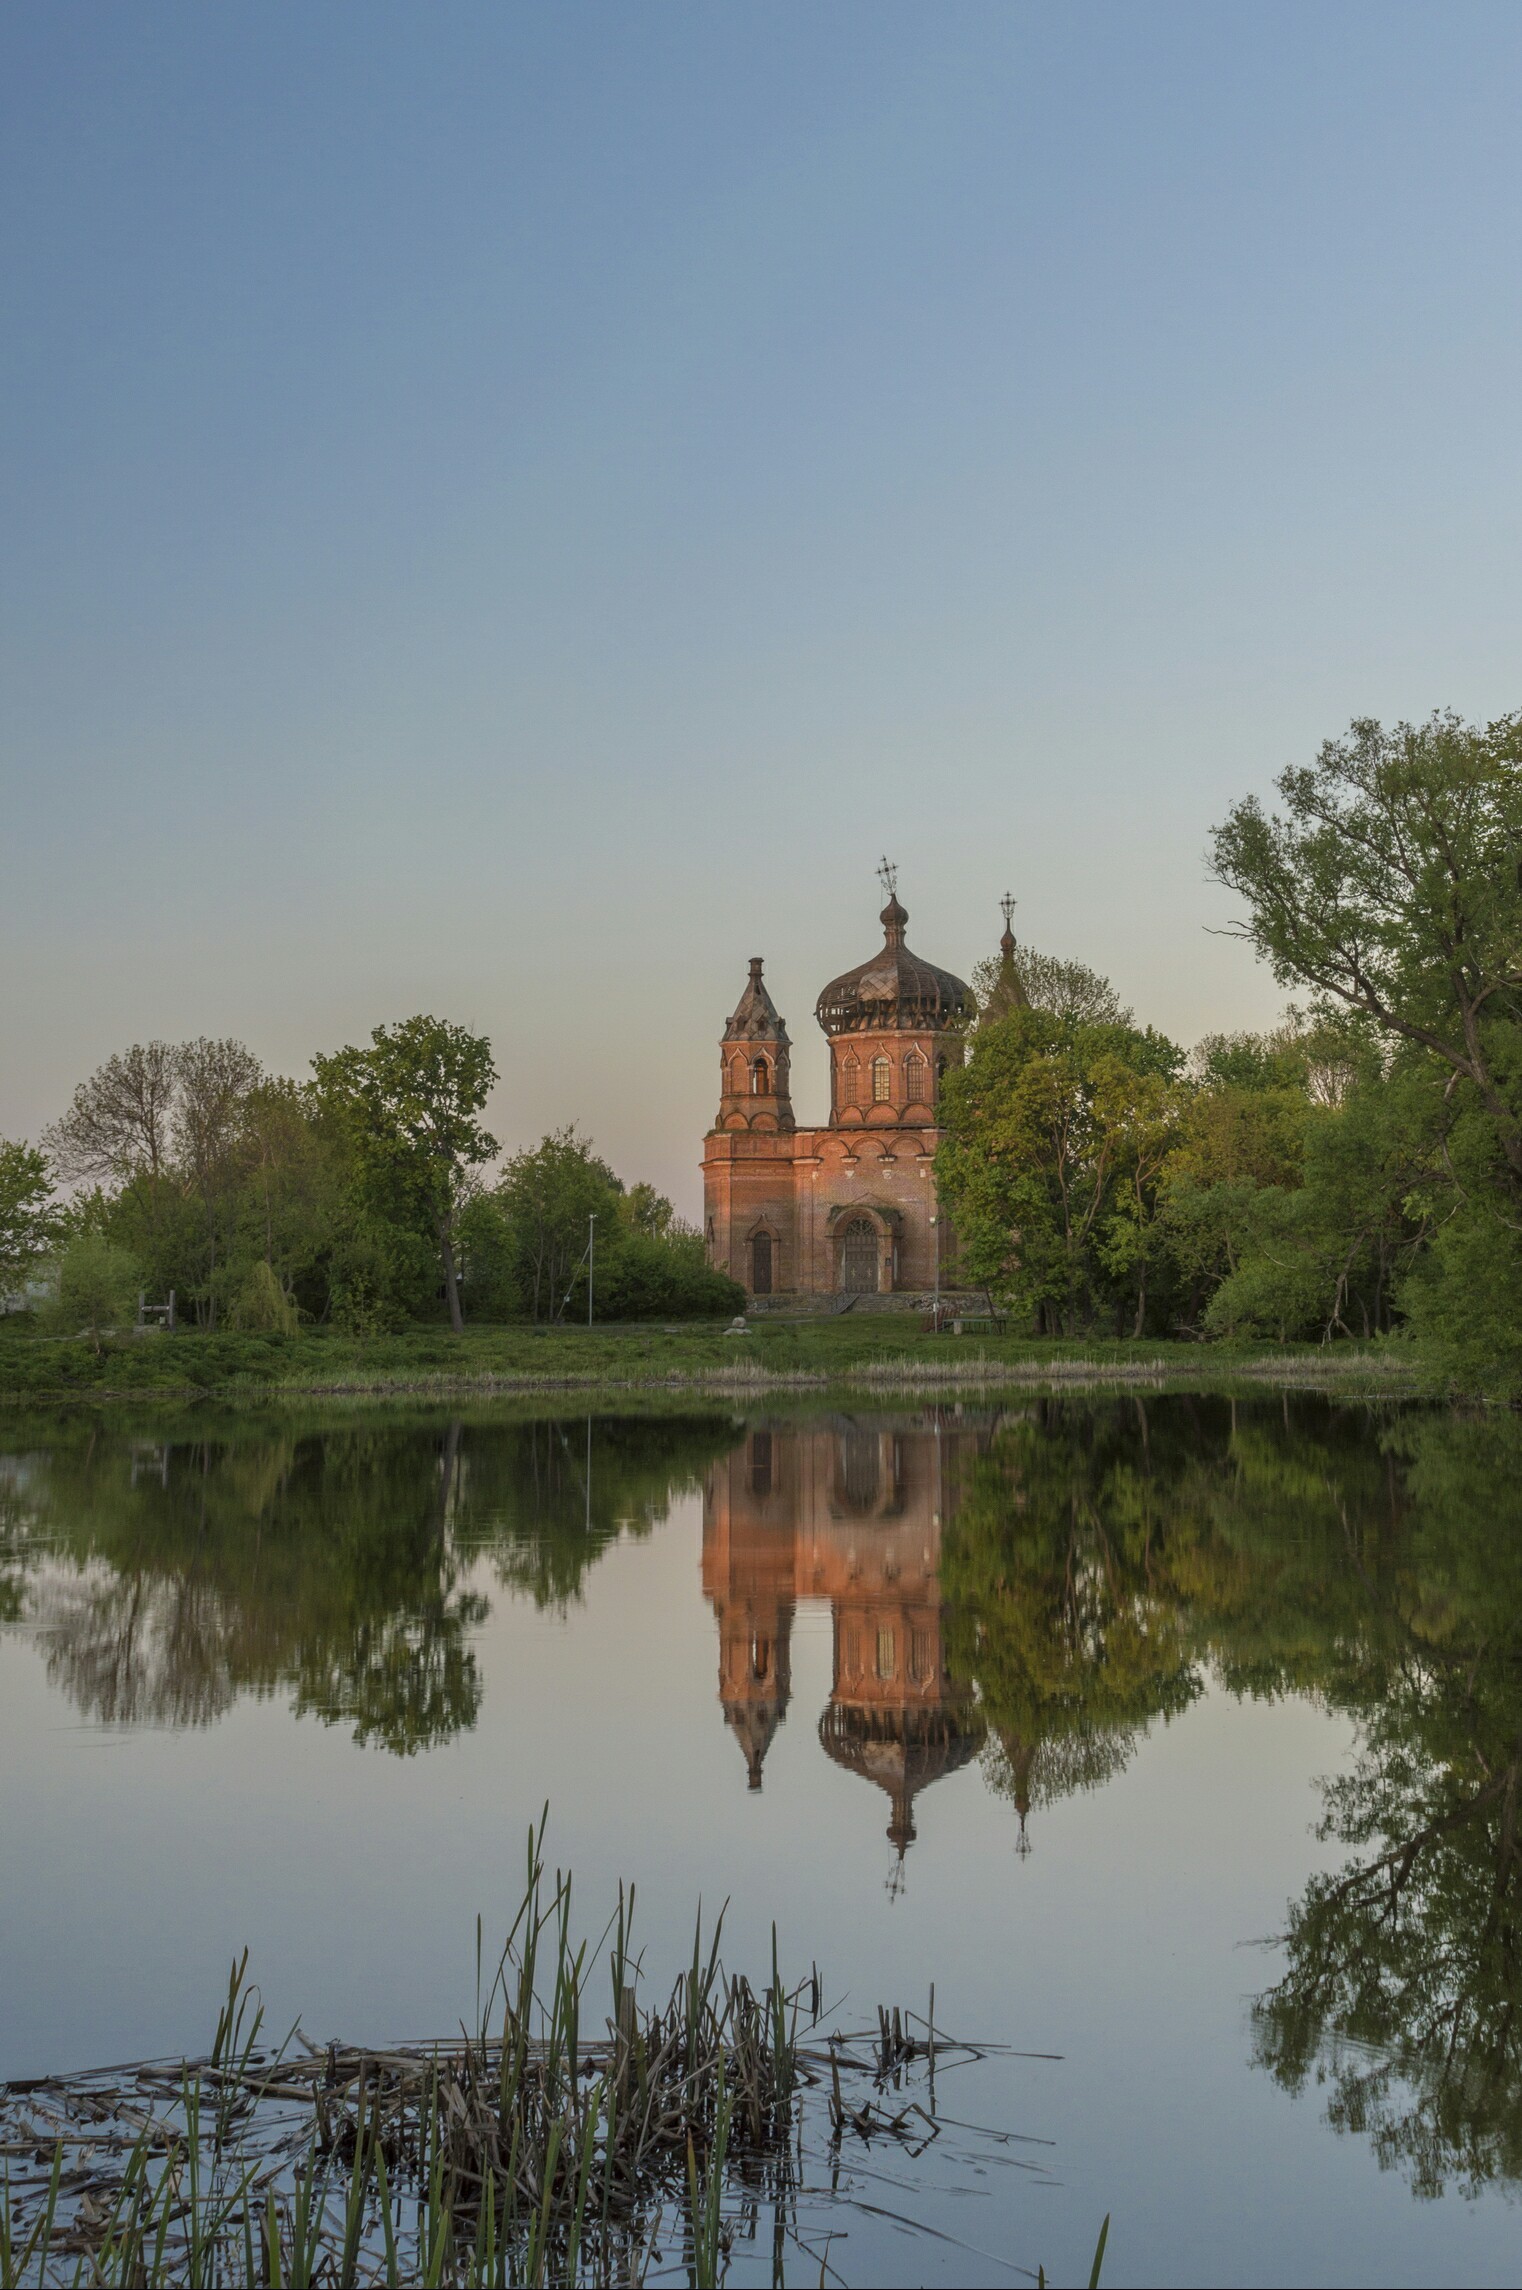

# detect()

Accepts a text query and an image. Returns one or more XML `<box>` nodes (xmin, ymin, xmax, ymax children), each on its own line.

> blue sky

<box><xmin>4</xmin><ymin>2</ymin><xmax>1520</xmax><ymax>1209</ymax></box>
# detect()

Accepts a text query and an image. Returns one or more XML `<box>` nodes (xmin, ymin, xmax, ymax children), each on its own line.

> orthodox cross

<box><xmin>877</xmin><ymin>856</ymin><xmax>899</xmax><ymax>901</ymax></box>
<box><xmin>1001</xmin><ymin>891</ymin><xmax>1017</xmax><ymax>930</ymax></box>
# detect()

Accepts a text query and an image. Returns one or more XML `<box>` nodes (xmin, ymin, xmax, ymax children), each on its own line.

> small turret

<box><xmin>981</xmin><ymin>892</ymin><xmax>1030</xmax><ymax>1022</ymax></box>
<box><xmin>716</xmin><ymin>958</ymin><xmax>794</xmax><ymax>1131</ymax></box>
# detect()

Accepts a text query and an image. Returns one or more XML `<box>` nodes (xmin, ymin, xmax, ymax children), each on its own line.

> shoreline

<box><xmin>0</xmin><ymin>1348</ymin><xmax>1442</xmax><ymax>1408</ymax></box>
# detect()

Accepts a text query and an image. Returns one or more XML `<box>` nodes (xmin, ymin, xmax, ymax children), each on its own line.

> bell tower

<box><xmin>716</xmin><ymin>958</ymin><xmax>794</xmax><ymax>1132</ymax></box>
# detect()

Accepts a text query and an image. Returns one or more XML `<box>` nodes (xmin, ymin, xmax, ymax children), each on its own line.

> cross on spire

<box><xmin>877</xmin><ymin>856</ymin><xmax>899</xmax><ymax>901</ymax></box>
<box><xmin>1000</xmin><ymin>891</ymin><xmax>1017</xmax><ymax>931</ymax></box>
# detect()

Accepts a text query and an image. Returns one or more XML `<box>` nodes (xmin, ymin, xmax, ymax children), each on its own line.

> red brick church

<box><xmin>702</xmin><ymin>874</ymin><xmax>1019</xmax><ymax>1301</ymax></box>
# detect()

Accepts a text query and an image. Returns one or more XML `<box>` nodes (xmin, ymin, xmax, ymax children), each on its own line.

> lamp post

<box><xmin>587</xmin><ymin>1214</ymin><xmax>597</xmax><ymax>1328</ymax></box>
<box><xmin>929</xmin><ymin>1214</ymin><xmax>940</xmax><ymax>1329</ymax></box>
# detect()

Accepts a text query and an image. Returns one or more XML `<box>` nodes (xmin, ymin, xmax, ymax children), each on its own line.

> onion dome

<box><xmin>816</xmin><ymin>895</ymin><xmax>972</xmax><ymax>1037</ymax></box>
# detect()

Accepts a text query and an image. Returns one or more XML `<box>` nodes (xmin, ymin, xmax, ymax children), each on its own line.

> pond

<box><xmin>2</xmin><ymin>1393</ymin><xmax>1521</xmax><ymax>2286</ymax></box>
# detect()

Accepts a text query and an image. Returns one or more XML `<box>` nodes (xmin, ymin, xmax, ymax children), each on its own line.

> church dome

<box><xmin>816</xmin><ymin>894</ymin><xmax>972</xmax><ymax>1037</ymax></box>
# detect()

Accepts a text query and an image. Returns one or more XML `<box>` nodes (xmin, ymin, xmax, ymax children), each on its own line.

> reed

<box><xmin>0</xmin><ymin>1816</ymin><xmax>1037</xmax><ymax>2288</ymax></box>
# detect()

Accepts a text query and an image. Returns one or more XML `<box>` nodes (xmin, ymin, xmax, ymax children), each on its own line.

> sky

<box><xmin>4</xmin><ymin>3</ymin><xmax>1521</xmax><ymax>1214</ymax></box>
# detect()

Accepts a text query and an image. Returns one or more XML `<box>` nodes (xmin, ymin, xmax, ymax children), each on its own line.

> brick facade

<box><xmin>702</xmin><ymin>892</ymin><xmax>973</xmax><ymax>1299</ymax></box>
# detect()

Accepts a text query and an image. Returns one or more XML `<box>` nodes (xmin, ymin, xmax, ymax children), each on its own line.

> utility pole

<box><xmin>930</xmin><ymin>1214</ymin><xmax>940</xmax><ymax>1328</ymax></box>
<box><xmin>587</xmin><ymin>1213</ymin><xmax>597</xmax><ymax>1328</ymax></box>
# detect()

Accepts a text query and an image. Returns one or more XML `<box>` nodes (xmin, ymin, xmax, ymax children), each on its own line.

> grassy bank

<box><xmin>0</xmin><ymin>1312</ymin><xmax>1444</xmax><ymax>1407</ymax></box>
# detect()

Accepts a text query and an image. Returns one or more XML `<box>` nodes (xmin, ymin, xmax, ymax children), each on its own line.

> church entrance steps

<box><xmin>744</xmin><ymin>1291</ymin><xmax>986</xmax><ymax>1320</ymax></box>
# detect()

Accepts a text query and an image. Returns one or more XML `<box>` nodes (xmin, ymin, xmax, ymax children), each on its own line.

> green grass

<box><xmin>0</xmin><ymin>1310</ymin><xmax>1442</xmax><ymax>1407</ymax></box>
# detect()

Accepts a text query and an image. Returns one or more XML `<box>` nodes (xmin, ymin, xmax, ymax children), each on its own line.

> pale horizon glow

<box><xmin>4</xmin><ymin>3</ymin><xmax>1521</xmax><ymax>1214</ymax></box>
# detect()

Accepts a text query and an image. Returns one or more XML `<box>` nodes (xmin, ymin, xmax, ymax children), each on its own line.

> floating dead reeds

<box><xmin>1</xmin><ymin>1818</ymin><xmax>1041</xmax><ymax>2287</ymax></box>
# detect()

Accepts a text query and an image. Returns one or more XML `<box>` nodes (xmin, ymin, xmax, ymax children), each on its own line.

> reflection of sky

<box><xmin>6</xmin><ymin>5</ymin><xmax>1522</xmax><ymax>1210</ymax></box>
<box><xmin>0</xmin><ymin>1489</ymin><xmax>1515</xmax><ymax>2287</ymax></box>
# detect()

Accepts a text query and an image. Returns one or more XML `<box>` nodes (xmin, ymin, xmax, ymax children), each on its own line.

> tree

<box><xmin>43</xmin><ymin>1041</ymin><xmax>178</xmax><ymax>1257</ymax></box>
<box><xmin>172</xmin><ymin>1037</ymin><xmax>263</xmax><ymax>1328</ymax></box>
<box><xmin>485</xmin><ymin>1128</ymin><xmax>620</xmax><ymax>1320</ymax></box>
<box><xmin>43</xmin><ymin>1041</ymin><xmax>178</xmax><ymax>1188</ymax></box>
<box><xmin>936</xmin><ymin>1007</ymin><xmax>1185</xmax><ymax>1333</ymax></box>
<box><xmin>311</xmin><ymin>1017</ymin><xmax>498</xmax><ymax>1334</ymax></box>
<box><xmin>621</xmin><ymin>1181</ymin><xmax>677</xmax><ymax>1239</ymax></box>
<box><xmin>45</xmin><ymin>1234</ymin><xmax>141</xmax><ymax>1353</ymax></box>
<box><xmin>0</xmin><ymin>1139</ymin><xmax>56</xmax><ymax>1299</ymax></box>
<box><xmin>1210</xmin><ymin>712</ymin><xmax>1522</xmax><ymax>1188</ymax></box>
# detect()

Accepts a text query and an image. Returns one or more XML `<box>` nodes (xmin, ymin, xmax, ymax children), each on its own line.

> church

<box><xmin>702</xmin><ymin>872</ymin><xmax>1021</xmax><ymax>1301</ymax></box>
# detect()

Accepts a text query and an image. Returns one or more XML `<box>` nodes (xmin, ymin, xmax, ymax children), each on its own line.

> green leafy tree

<box><xmin>171</xmin><ymin>1037</ymin><xmax>264</xmax><ymax>1326</ymax></box>
<box><xmin>1211</xmin><ymin>713</ymin><xmax>1522</xmax><ymax>1174</ymax></box>
<box><xmin>1158</xmin><ymin>1030</ymin><xmax>1313</xmax><ymax>1325</ymax></box>
<box><xmin>936</xmin><ymin>1007</ymin><xmax>1185</xmax><ymax>1333</ymax></box>
<box><xmin>312</xmin><ymin>1016</ymin><xmax>498</xmax><ymax>1334</ymax></box>
<box><xmin>488</xmin><ymin>1127</ymin><xmax>622</xmax><ymax>1322</ymax></box>
<box><xmin>44</xmin><ymin>1233</ymin><xmax>142</xmax><ymax>1353</ymax></box>
<box><xmin>1200</xmin><ymin>1045</ymin><xmax>1434</xmax><ymax>1341</ymax></box>
<box><xmin>0</xmin><ymin>1139</ymin><xmax>57</xmax><ymax>1299</ymax></box>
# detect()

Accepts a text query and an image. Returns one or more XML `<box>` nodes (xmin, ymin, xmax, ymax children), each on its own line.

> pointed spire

<box><xmin>725</xmin><ymin>956</ymin><xmax>789</xmax><ymax>1042</ymax></box>
<box><xmin>983</xmin><ymin>893</ymin><xmax>1029</xmax><ymax>1020</ymax></box>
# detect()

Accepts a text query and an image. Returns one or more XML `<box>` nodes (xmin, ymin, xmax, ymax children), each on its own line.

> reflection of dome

<box><xmin>816</xmin><ymin>897</ymin><xmax>972</xmax><ymax>1037</ymax></box>
<box><xmin>819</xmin><ymin>1703</ymin><xmax>985</xmax><ymax>1853</ymax></box>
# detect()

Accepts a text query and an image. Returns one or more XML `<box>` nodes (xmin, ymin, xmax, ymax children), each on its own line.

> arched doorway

<box><xmin>751</xmin><ymin>1231</ymin><xmax>773</xmax><ymax>1294</ymax></box>
<box><xmin>841</xmin><ymin>1217</ymin><xmax>878</xmax><ymax>1293</ymax></box>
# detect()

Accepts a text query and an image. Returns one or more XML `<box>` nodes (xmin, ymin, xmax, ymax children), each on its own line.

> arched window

<box><xmin>750</xmin><ymin>1057</ymin><xmax>770</xmax><ymax>1096</ymax></box>
<box><xmin>904</xmin><ymin>1051</ymin><xmax>927</xmax><ymax>1103</ymax></box>
<box><xmin>841</xmin><ymin>1052</ymin><xmax>861</xmax><ymax>1107</ymax></box>
<box><xmin>871</xmin><ymin>1055</ymin><xmax>892</xmax><ymax>1103</ymax></box>
<box><xmin>751</xmin><ymin>1231</ymin><xmax>773</xmax><ymax>1294</ymax></box>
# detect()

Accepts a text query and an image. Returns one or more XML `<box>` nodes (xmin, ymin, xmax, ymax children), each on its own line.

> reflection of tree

<box><xmin>455</xmin><ymin>1416</ymin><xmax>734</xmax><ymax>1611</ymax></box>
<box><xmin>10</xmin><ymin>1410</ymin><xmax>733</xmax><ymax>1752</ymax></box>
<box><xmin>940</xmin><ymin>1396</ymin><xmax>1522</xmax><ymax>2199</ymax></box>
<box><xmin>939</xmin><ymin>1402</ymin><xmax>1206</xmax><ymax>1843</ymax></box>
<box><xmin>0</xmin><ymin>1454</ymin><xmax>43</xmax><ymax>1627</ymax></box>
<box><xmin>1248</xmin><ymin>1414</ymin><xmax>1522</xmax><ymax>2199</ymax></box>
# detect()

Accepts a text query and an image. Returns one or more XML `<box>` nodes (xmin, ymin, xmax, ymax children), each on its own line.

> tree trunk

<box><xmin>438</xmin><ymin>1218</ymin><xmax>464</xmax><ymax>1334</ymax></box>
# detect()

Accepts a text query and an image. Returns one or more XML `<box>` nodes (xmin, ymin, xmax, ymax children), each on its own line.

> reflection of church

<box><xmin>701</xmin><ymin>1416</ymin><xmax>984</xmax><ymax>1856</ymax></box>
<box><xmin>702</xmin><ymin>876</ymin><xmax>980</xmax><ymax>1300</ymax></box>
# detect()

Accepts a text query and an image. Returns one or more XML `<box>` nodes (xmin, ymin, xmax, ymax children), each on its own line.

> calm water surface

<box><xmin>3</xmin><ymin>1394</ymin><xmax>1521</xmax><ymax>2286</ymax></box>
